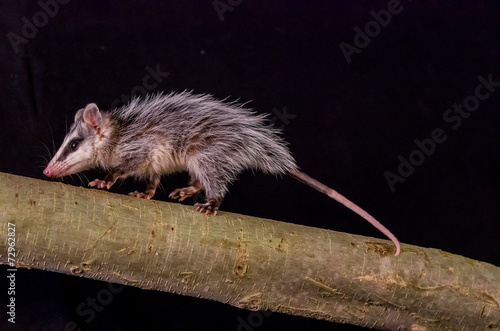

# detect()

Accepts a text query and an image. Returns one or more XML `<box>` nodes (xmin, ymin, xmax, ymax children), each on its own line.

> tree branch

<box><xmin>0</xmin><ymin>172</ymin><xmax>499</xmax><ymax>330</ymax></box>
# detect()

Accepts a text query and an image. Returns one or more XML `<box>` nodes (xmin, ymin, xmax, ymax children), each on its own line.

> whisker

<box><xmin>40</xmin><ymin>141</ymin><xmax>52</xmax><ymax>160</ymax></box>
<box><xmin>64</xmin><ymin>113</ymin><xmax>68</xmax><ymax>135</ymax></box>
<box><xmin>80</xmin><ymin>172</ymin><xmax>89</xmax><ymax>184</ymax></box>
<box><xmin>45</xmin><ymin>118</ymin><xmax>57</xmax><ymax>157</ymax></box>
<box><xmin>76</xmin><ymin>172</ymin><xmax>88</xmax><ymax>186</ymax></box>
<box><xmin>74</xmin><ymin>173</ymin><xmax>81</xmax><ymax>185</ymax></box>
<box><xmin>35</xmin><ymin>136</ymin><xmax>54</xmax><ymax>174</ymax></box>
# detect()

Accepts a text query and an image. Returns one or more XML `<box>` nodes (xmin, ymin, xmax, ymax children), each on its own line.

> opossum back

<box><xmin>112</xmin><ymin>91</ymin><xmax>297</xmax><ymax>174</ymax></box>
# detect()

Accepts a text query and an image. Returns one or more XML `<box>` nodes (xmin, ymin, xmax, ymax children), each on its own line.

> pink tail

<box><xmin>289</xmin><ymin>170</ymin><xmax>400</xmax><ymax>256</ymax></box>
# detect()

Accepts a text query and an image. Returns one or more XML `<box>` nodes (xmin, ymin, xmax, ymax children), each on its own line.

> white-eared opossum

<box><xmin>43</xmin><ymin>91</ymin><xmax>400</xmax><ymax>255</ymax></box>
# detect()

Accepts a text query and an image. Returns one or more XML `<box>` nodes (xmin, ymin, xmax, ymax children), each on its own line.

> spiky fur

<box><xmin>50</xmin><ymin>91</ymin><xmax>297</xmax><ymax>200</ymax></box>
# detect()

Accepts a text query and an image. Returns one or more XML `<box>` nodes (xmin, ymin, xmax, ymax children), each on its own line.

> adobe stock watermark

<box><xmin>64</xmin><ymin>282</ymin><xmax>124</xmax><ymax>331</ymax></box>
<box><xmin>6</xmin><ymin>0</ymin><xmax>71</xmax><ymax>55</ymax></box>
<box><xmin>339</xmin><ymin>0</ymin><xmax>404</xmax><ymax>64</ymax></box>
<box><xmin>236</xmin><ymin>310</ymin><xmax>273</xmax><ymax>331</ymax></box>
<box><xmin>213</xmin><ymin>0</ymin><xmax>244</xmax><ymax>22</ymax></box>
<box><xmin>384</xmin><ymin>73</ymin><xmax>500</xmax><ymax>192</ymax></box>
<box><xmin>6</xmin><ymin>222</ymin><xmax>17</xmax><ymax>324</ymax></box>
<box><xmin>109</xmin><ymin>64</ymin><xmax>170</xmax><ymax>109</ymax></box>
<box><xmin>269</xmin><ymin>106</ymin><xmax>297</xmax><ymax>130</ymax></box>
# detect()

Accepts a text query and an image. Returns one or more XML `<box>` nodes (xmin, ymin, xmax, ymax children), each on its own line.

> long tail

<box><xmin>288</xmin><ymin>170</ymin><xmax>400</xmax><ymax>256</ymax></box>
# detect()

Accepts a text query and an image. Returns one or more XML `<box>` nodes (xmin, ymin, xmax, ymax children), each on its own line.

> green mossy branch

<box><xmin>0</xmin><ymin>172</ymin><xmax>499</xmax><ymax>330</ymax></box>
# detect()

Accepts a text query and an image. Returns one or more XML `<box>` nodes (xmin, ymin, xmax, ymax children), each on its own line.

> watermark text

<box><xmin>6</xmin><ymin>222</ymin><xmax>17</xmax><ymax>324</ymax></box>
<box><xmin>384</xmin><ymin>74</ymin><xmax>499</xmax><ymax>192</ymax></box>
<box><xmin>339</xmin><ymin>0</ymin><xmax>403</xmax><ymax>64</ymax></box>
<box><xmin>7</xmin><ymin>0</ymin><xmax>72</xmax><ymax>54</ymax></box>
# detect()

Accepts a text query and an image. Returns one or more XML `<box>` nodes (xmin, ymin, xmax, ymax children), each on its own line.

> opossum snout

<box><xmin>43</xmin><ymin>161</ymin><xmax>64</xmax><ymax>177</ymax></box>
<box><xmin>43</xmin><ymin>166</ymin><xmax>56</xmax><ymax>177</ymax></box>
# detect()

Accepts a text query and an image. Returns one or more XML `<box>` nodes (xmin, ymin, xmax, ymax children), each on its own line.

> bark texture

<box><xmin>0</xmin><ymin>172</ymin><xmax>499</xmax><ymax>330</ymax></box>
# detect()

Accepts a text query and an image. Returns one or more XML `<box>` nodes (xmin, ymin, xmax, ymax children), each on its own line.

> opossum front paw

<box><xmin>128</xmin><ymin>190</ymin><xmax>155</xmax><ymax>199</ymax></box>
<box><xmin>88</xmin><ymin>179</ymin><xmax>113</xmax><ymax>190</ymax></box>
<box><xmin>195</xmin><ymin>199</ymin><xmax>221</xmax><ymax>216</ymax></box>
<box><xmin>169</xmin><ymin>186</ymin><xmax>202</xmax><ymax>201</ymax></box>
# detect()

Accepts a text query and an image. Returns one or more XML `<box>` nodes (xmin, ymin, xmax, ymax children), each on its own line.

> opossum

<box><xmin>43</xmin><ymin>91</ymin><xmax>401</xmax><ymax>256</ymax></box>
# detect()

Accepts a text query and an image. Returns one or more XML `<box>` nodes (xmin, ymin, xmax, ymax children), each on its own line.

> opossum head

<box><xmin>43</xmin><ymin>103</ymin><xmax>104</xmax><ymax>177</ymax></box>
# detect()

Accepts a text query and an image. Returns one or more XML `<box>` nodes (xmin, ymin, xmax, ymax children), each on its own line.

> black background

<box><xmin>1</xmin><ymin>1</ymin><xmax>499</xmax><ymax>330</ymax></box>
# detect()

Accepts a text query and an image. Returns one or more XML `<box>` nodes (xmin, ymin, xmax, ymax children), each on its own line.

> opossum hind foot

<box><xmin>195</xmin><ymin>198</ymin><xmax>222</xmax><ymax>215</ymax></box>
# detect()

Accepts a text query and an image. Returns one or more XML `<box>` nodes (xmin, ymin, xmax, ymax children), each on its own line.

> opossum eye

<box><xmin>70</xmin><ymin>140</ymin><xmax>81</xmax><ymax>151</ymax></box>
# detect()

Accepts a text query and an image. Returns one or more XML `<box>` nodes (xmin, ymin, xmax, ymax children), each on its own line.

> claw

<box><xmin>194</xmin><ymin>200</ymin><xmax>220</xmax><ymax>216</ymax></box>
<box><xmin>128</xmin><ymin>190</ymin><xmax>154</xmax><ymax>199</ymax></box>
<box><xmin>89</xmin><ymin>179</ymin><xmax>112</xmax><ymax>190</ymax></box>
<box><xmin>169</xmin><ymin>186</ymin><xmax>201</xmax><ymax>201</ymax></box>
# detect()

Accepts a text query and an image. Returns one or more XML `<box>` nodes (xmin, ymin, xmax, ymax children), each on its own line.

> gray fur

<box><xmin>47</xmin><ymin>91</ymin><xmax>297</xmax><ymax>200</ymax></box>
<box><xmin>109</xmin><ymin>91</ymin><xmax>297</xmax><ymax>198</ymax></box>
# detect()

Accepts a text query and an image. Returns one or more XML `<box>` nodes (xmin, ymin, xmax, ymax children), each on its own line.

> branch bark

<box><xmin>0</xmin><ymin>172</ymin><xmax>499</xmax><ymax>330</ymax></box>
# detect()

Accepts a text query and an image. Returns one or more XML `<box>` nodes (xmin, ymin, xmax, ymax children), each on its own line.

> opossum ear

<box><xmin>83</xmin><ymin>103</ymin><xmax>102</xmax><ymax>131</ymax></box>
<box><xmin>74</xmin><ymin>108</ymin><xmax>84</xmax><ymax>122</ymax></box>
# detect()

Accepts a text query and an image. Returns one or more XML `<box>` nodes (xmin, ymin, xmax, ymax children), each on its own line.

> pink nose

<box><xmin>43</xmin><ymin>167</ymin><xmax>52</xmax><ymax>177</ymax></box>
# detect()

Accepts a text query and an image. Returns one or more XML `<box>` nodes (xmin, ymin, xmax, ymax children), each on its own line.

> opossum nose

<box><xmin>43</xmin><ymin>167</ymin><xmax>53</xmax><ymax>177</ymax></box>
